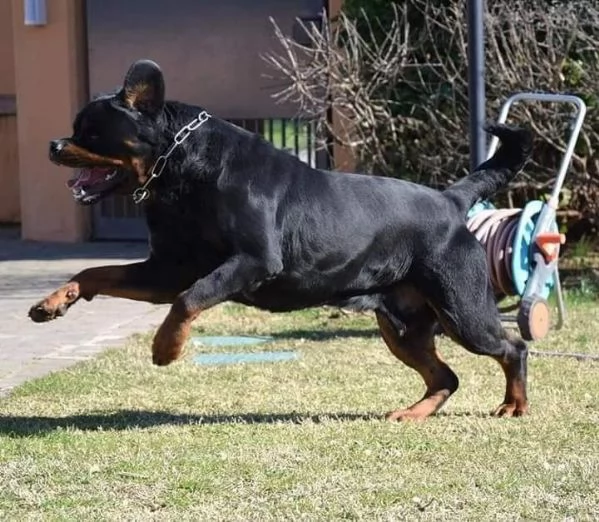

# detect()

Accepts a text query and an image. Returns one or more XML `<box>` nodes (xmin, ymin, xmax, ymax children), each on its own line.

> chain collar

<box><xmin>132</xmin><ymin>110</ymin><xmax>211</xmax><ymax>204</ymax></box>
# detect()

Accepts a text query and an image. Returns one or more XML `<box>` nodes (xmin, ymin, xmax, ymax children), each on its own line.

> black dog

<box><xmin>30</xmin><ymin>59</ymin><xmax>532</xmax><ymax>420</ymax></box>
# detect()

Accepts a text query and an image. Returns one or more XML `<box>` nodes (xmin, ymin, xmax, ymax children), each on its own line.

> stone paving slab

<box><xmin>0</xmin><ymin>237</ymin><xmax>170</xmax><ymax>396</ymax></box>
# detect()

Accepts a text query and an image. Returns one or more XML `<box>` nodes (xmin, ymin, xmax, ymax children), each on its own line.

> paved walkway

<box><xmin>0</xmin><ymin>232</ymin><xmax>169</xmax><ymax>396</ymax></box>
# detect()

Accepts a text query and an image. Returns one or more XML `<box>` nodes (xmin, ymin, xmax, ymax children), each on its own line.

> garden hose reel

<box><xmin>468</xmin><ymin>92</ymin><xmax>586</xmax><ymax>341</ymax></box>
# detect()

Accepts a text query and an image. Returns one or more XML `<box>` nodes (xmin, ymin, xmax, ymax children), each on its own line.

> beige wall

<box><xmin>0</xmin><ymin>1</ymin><xmax>20</xmax><ymax>223</ymax></box>
<box><xmin>0</xmin><ymin>116</ymin><xmax>19</xmax><ymax>223</ymax></box>
<box><xmin>12</xmin><ymin>0</ymin><xmax>90</xmax><ymax>241</ymax></box>
<box><xmin>0</xmin><ymin>2</ymin><xmax>15</xmax><ymax>94</ymax></box>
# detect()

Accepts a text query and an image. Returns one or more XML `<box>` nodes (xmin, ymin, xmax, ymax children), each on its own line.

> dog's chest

<box><xmin>145</xmin><ymin>201</ymin><xmax>229</xmax><ymax>267</ymax></box>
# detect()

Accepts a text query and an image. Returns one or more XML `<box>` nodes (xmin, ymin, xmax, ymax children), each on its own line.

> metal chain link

<box><xmin>132</xmin><ymin>110</ymin><xmax>211</xmax><ymax>204</ymax></box>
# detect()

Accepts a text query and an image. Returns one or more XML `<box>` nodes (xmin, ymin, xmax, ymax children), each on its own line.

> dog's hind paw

<box><xmin>386</xmin><ymin>409</ymin><xmax>429</xmax><ymax>422</ymax></box>
<box><xmin>490</xmin><ymin>401</ymin><xmax>529</xmax><ymax>418</ymax></box>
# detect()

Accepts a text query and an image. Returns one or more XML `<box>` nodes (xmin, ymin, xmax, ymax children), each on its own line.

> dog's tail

<box><xmin>444</xmin><ymin>123</ymin><xmax>533</xmax><ymax>216</ymax></box>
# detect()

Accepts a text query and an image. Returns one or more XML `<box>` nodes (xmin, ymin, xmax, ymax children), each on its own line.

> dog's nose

<box><xmin>49</xmin><ymin>139</ymin><xmax>65</xmax><ymax>159</ymax></box>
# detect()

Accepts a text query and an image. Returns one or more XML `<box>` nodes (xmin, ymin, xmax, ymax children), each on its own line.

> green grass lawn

<box><xmin>1</xmin><ymin>300</ymin><xmax>598</xmax><ymax>520</ymax></box>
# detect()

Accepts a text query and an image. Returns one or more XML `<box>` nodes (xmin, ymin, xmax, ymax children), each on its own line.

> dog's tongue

<box><xmin>67</xmin><ymin>167</ymin><xmax>112</xmax><ymax>189</ymax></box>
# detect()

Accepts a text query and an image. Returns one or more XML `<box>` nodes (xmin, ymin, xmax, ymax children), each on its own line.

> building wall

<box><xmin>0</xmin><ymin>1</ymin><xmax>20</xmax><ymax>223</ymax></box>
<box><xmin>11</xmin><ymin>0</ymin><xmax>91</xmax><ymax>241</ymax></box>
<box><xmin>0</xmin><ymin>2</ymin><xmax>15</xmax><ymax>93</ymax></box>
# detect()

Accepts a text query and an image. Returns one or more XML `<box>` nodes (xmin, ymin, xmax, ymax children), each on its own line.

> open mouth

<box><xmin>67</xmin><ymin>167</ymin><xmax>128</xmax><ymax>205</ymax></box>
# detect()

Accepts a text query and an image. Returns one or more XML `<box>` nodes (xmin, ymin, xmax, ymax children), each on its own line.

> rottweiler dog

<box><xmin>29</xmin><ymin>59</ymin><xmax>533</xmax><ymax>421</ymax></box>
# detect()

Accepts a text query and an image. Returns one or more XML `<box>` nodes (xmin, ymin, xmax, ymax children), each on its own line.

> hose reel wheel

<box><xmin>517</xmin><ymin>296</ymin><xmax>551</xmax><ymax>341</ymax></box>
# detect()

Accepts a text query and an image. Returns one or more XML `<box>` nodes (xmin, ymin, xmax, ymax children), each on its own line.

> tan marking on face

<box><xmin>58</xmin><ymin>142</ymin><xmax>124</xmax><ymax>168</ymax></box>
<box><xmin>130</xmin><ymin>157</ymin><xmax>149</xmax><ymax>183</ymax></box>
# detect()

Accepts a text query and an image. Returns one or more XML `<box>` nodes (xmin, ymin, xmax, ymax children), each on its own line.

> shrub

<box><xmin>266</xmin><ymin>0</ymin><xmax>599</xmax><ymax>225</ymax></box>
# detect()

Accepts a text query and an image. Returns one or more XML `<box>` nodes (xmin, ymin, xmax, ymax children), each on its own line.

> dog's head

<box><xmin>50</xmin><ymin>60</ymin><xmax>165</xmax><ymax>204</ymax></box>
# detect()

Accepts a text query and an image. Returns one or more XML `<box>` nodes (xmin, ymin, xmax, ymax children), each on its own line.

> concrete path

<box><xmin>0</xmin><ymin>232</ymin><xmax>169</xmax><ymax>396</ymax></box>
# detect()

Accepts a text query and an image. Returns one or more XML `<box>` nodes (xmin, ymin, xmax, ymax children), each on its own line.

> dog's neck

<box><xmin>144</xmin><ymin>103</ymin><xmax>219</xmax><ymax>196</ymax></box>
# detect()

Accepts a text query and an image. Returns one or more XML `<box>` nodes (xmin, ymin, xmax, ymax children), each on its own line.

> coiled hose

<box><xmin>466</xmin><ymin>208</ymin><xmax>522</xmax><ymax>299</ymax></box>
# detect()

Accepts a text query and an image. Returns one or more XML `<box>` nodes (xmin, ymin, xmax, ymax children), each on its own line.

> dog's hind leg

<box><xmin>375</xmin><ymin>306</ymin><xmax>459</xmax><ymax>421</ymax></box>
<box><xmin>428</xmin><ymin>228</ymin><xmax>528</xmax><ymax>417</ymax></box>
<box><xmin>437</xmin><ymin>306</ymin><xmax>528</xmax><ymax>417</ymax></box>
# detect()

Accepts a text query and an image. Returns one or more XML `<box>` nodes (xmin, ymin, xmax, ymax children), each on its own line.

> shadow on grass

<box><xmin>0</xmin><ymin>410</ymin><xmax>384</xmax><ymax>437</ymax></box>
<box><xmin>271</xmin><ymin>328</ymin><xmax>379</xmax><ymax>341</ymax></box>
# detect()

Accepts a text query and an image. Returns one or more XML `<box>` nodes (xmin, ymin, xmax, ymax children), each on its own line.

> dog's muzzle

<box><xmin>49</xmin><ymin>139</ymin><xmax>67</xmax><ymax>164</ymax></box>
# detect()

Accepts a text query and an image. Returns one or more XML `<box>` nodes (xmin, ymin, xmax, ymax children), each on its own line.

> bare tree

<box><xmin>265</xmin><ymin>0</ymin><xmax>599</xmax><ymax>221</ymax></box>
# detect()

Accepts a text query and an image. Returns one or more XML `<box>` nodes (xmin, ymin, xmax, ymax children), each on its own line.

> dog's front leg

<box><xmin>152</xmin><ymin>254</ymin><xmax>282</xmax><ymax>366</ymax></box>
<box><xmin>28</xmin><ymin>259</ymin><xmax>187</xmax><ymax>323</ymax></box>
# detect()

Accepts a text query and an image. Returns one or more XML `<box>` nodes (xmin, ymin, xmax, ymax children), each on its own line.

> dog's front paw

<box><xmin>151</xmin><ymin>334</ymin><xmax>183</xmax><ymax>366</ymax></box>
<box><xmin>151</xmin><ymin>311</ymin><xmax>192</xmax><ymax>366</ymax></box>
<box><xmin>28</xmin><ymin>282</ymin><xmax>80</xmax><ymax>323</ymax></box>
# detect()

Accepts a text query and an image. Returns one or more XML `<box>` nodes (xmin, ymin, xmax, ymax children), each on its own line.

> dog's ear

<box><xmin>119</xmin><ymin>59</ymin><xmax>165</xmax><ymax>117</ymax></box>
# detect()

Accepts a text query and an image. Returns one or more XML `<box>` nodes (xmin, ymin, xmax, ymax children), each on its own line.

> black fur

<box><xmin>34</xmin><ymin>60</ymin><xmax>534</xmax><ymax>419</ymax></box>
